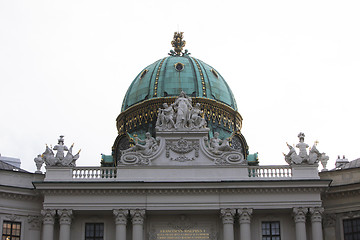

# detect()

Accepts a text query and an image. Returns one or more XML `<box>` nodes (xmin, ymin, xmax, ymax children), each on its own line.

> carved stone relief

<box><xmin>166</xmin><ymin>138</ymin><xmax>199</xmax><ymax>162</ymax></box>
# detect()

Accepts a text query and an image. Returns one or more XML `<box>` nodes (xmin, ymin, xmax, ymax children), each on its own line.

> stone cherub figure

<box><xmin>284</xmin><ymin>132</ymin><xmax>328</xmax><ymax>165</ymax></box>
<box><xmin>122</xmin><ymin>132</ymin><xmax>159</xmax><ymax>156</ymax></box>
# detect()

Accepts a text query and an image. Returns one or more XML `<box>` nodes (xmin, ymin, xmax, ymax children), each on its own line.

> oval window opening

<box><xmin>175</xmin><ymin>62</ymin><xmax>184</xmax><ymax>72</ymax></box>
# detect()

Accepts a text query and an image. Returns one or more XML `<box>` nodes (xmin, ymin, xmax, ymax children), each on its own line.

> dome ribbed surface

<box><xmin>121</xmin><ymin>55</ymin><xmax>237</xmax><ymax>111</ymax></box>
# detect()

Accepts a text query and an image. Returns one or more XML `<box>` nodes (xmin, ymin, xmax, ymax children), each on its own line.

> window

<box><xmin>344</xmin><ymin>217</ymin><xmax>360</xmax><ymax>240</ymax></box>
<box><xmin>2</xmin><ymin>221</ymin><xmax>21</xmax><ymax>240</ymax></box>
<box><xmin>262</xmin><ymin>221</ymin><xmax>280</xmax><ymax>240</ymax></box>
<box><xmin>85</xmin><ymin>223</ymin><xmax>104</xmax><ymax>240</ymax></box>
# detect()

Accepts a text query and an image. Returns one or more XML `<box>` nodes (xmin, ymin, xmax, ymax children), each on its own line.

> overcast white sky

<box><xmin>1</xmin><ymin>0</ymin><xmax>359</xmax><ymax>172</ymax></box>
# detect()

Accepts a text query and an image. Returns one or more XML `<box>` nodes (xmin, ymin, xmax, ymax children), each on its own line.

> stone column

<box><xmin>130</xmin><ymin>209</ymin><xmax>145</xmax><ymax>240</ymax></box>
<box><xmin>323</xmin><ymin>213</ymin><xmax>336</xmax><ymax>240</ymax></box>
<box><xmin>113</xmin><ymin>209</ymin><xmax>128</xmax><ymax>240</ymax></box>
<box><xmin>58</xmin><ymin>209</ymin><xmax>73</xmax><ymax>240</ymax></box>
<box><xmin>238</xmin><ymin>208</ymin><xmax>253</xmax><ymax>240</ymax></box>
<box><xmin>41</xmin><ymin>209</ymin><xmax>56</xmax><ymax>240</ymax></box>
<box><xmin>293</xmin><ymin>207</ymin><xmax>308</xmax><ymax>240</ymax></box>
<box><xmin>27</xmin><ymin>215</ymin><xmax>41</xmax><ymax>240</ymax></box>
<box><xmin>309</xmin><ymin>207</ymin><xmax>324</xmax><ymax>240</ymax></box>
<box><xmin>220</xmin><ymin>209</ymin><xmax>235</xmax><ymax>240</ymax></box>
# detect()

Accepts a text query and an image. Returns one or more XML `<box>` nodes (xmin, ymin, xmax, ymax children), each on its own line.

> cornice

<box><xmin>37</xmin><ymin>186</ymin><xmax>327</xmax><ymax>196</ymax></box>
<box><xmin>0</xmin><ymin>191</ymin><xmax>42</xmax><ymax>201</ymax></box>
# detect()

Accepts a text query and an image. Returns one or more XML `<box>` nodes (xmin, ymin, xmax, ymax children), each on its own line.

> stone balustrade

<box><xmin>248</xmin><ymin>165</ymin><xmax>292</xmax><ymax>178</ymax></box>
<box><xmin>72</xmin><ymin>167</ymin><xmax>117</xmax><ymax>179</ymax></box>
<box><xmin>42</xmin><ymin>164</ymin><xmax>316</xmax><ymax>181</ymax></box>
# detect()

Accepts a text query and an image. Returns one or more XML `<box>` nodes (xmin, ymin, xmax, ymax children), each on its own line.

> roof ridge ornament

<box><xmin>169</xmin><ymin>32</ymin><xmax>190</xmax><ymax>56</ymax></box>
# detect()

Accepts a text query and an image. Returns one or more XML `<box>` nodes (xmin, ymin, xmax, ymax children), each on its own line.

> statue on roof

<box><xmin>119</xmin><ymin>132</ymin><xmax>160</xmax><ymax>165</ymax></box>
<box><xmin>122</xmin><ymin>132</ymin><xmax>159</xmax><ymax>156</ymax></box>
<box><xmin>156</xmin><ymin>91</ymin><xmax>207</xmax><ymax>131</ymax></box>
<box><xmin>206</xmin><ymin>132</ymin><xmax>234</xmax><ymax>155</ymax></box>
<box><xmin>40</xmin><ymin>135</ymin><xmax>80</xmax><ymax>167</ymax></box>
<box><xmin>284</xmin><ymin>133</ymin><xmax>328</xmax><ymax>166</ymax></box>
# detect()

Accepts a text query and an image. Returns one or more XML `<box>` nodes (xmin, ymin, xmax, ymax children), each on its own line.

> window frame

<box><xmin>84</xmin><ymin>222</ymin><xmax>105</xmax><ymax>240</ymax></box>
<box><xmin>343</xmin><ymin>217</ymin><xmax>360</xmax><ymax>240</ymax></box>
<box><xmin>261</xmin><ymin>220</ymin><xmax>281</xmax><ymax>240</ymax></box>
<box><xmin>2</xmin><ymin>220</ymin><xmax>21</xmax><ymax>240</ymax></box>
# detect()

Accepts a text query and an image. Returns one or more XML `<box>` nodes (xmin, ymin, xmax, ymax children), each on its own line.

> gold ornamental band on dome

<box><xmin>154</xmin><ymin>58</ymin><xmax>166</xmax><ymax>97</ymax></box>
<box><xmin>116</xmin><ymin>97</ymin><xmax>243</xmax><ymax>135</ymax></box>
<box><xmin>192</xmin><ymin>58</ymin><xmax>207</xmax><ymax>97</ymax></box>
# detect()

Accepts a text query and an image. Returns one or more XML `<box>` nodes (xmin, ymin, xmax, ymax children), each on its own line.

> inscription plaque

<box><xmin>157</xmin><ymin>228</ymin><xmax>209</xmax><ymax>239</ymax></box>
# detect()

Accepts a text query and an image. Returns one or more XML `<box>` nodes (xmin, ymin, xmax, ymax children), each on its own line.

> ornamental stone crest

<box><xmin>119</xmin><ymin>132</ymin><xmax>160</xmax><ymax>165</ymax></box>
<box><xmin>156</xmin><ymin>91</ymin><xmax>207</xmax><ymax>131</ymax></box>
<box><xmin>284</xmin><ymin>132</ymin><xmax>329</xmax><ymax>166</ymax></box>
<box><xmin>166</xmin><ymin>138</ymin><xmax>199</xmax><ymax>162</ymax></box>
<box><xmin>38</xmin><ymin>135</ymin><xmax>80</xmax><ymax>167</ymax></box>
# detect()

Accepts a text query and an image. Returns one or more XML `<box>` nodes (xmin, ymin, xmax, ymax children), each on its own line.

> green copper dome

<box><xmin>121</xmin><ymin>55</ymin><xmax>237</xmax><ymax>112</ymax></box>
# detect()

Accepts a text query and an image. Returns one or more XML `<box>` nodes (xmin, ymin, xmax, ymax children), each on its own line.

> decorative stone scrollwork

<box><xmin>58</xmin><ymin>209</ymin><xmax>73</xmax><ymax>225</ymax></box>
<box><xmin>130</xmin><ymin>209</ymin><xmax>146</xmax><ymax>225</ymax></box>
<box><xmin>5</xmin><ymin>214</ymin><xmax>20</xmax><ymax>222</ymax></box>
<box><xmin>215</xmin><ymin>152</ymin><xmax>245</xmax><ymax>165</ymax></box>
<box><xmin>284</xmin><ymin>133</ymin><xmax>329</xmax><ymax>166</ymax></box>
<box><xmin>39</xmin><ymin>135</ymin><xmax>80</xmax><ymax>167</ymax></box>
<box><xmin>27</xmin><ymin>215</ymin><xmax>41</xmax><ymax>230</ymax></box>
<box><xmin>113</xmin><ymin>209</ymin><xmax>128</xmax><ymax>225</ymax></box>
<box><xmin>168</xmin><ymin>215</ymin><xmax>197</xmax><ymax>231</ymax></box>
<box><xmin>309</xmin><ymin>207</ymin><xmax>324</xmax><ymax>223</ymax></box>
<box><xmin>238</xmin><ymin>208</ymin><xmax>253</xmax><ymax>224</ymax></box>
<box><xmin>323</xmin><ymin>213</ymin><xmax>336</xmax><ymax>227</ymax></box>
<box><xmin>166</xmin><ymin>138</ymin><xmax>199</xmax><ymax>162</ymax></box>
<box><xmin>220</xmin><ymin>208</ymin><xmax>236</xmax><ymax>224</ymax></box>
<box><xmin>120</xmin><ymin>154</ymin><xmax>150</xmax><ymax>165</ymax></box>
<box><xmin>41</xmin><ymin>209</ymin><xmax>56</xmax><ymax>225</ymax></box>
<box><xmin>293</xmin><ymin>207</ymin><xmax>308</xmax><ymax>223</ymax></box>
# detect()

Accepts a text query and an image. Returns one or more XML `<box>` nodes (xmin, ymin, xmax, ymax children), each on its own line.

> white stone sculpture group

<box><xmin>118</xmin><ymin>92</ymin><xmax>245</xmax><ymax>166</ymax></box>
<box><xmin>284</xmin><ymin>132</ymin><xmax>329</xmax><ymax>167</ymax></box>
<box><xmin>34</xmin><ymin>135</ymin><xmax>80</xmax><ymax>171</ymax></box>
<box><xmin>156</xmin><ymin>91</ymin><xmax>206</xmax><ymax>130</ymax></box>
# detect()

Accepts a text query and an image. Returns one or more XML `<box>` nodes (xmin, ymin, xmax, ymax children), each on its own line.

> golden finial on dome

<box><xmin>170</xmin><ymin>32</ymin><xmax>189</xmax><ymax>56</ymax></box>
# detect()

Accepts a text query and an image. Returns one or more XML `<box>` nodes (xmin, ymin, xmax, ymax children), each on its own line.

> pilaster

<box><xmin>27</xmin><ymin>215</ymin><xmax>41</xmax><ymax>240</ymax></box>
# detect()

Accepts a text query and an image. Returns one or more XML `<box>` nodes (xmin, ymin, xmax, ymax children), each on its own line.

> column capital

<box><xmin>113</xmin><ymin>209</ymin><xmax>129</xmax><ymax>225</ymax></box>
<box><xmin>220</xmin><ymin>208</ymin><xmax>236</xmax><ymax>224</ymax></box>
<box><xmin>41</xmin><ymin>209</ymin><xmax>56</xmax><ymax>225</ymax></box>
<box><xmin>293</xmin><ymin>207</ymin><xmax>308</xmax><ymax>223</ymax></box>
<box><xmin>238</xmin><ymin>208</ymin><xmax>253</xmax><ymax>224</ymax></box>
<box><xmin>130</xmin><ymin>209</ymin><xmax>145</xmax><ymax>225</ymax></box>
<box><xmin>309</xmin><ymin>207</ymin><xmax>324</xmax><ymax>223</ymax></box>
<box><xmin>58</xmin><ymin>209</ymin><xmax>73</xmax><ymax>225</ymax></box>
<box><xmin>27</xmin><ymin>215</ymin><xmax>42</xmax><ymax>230</ymax></box>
